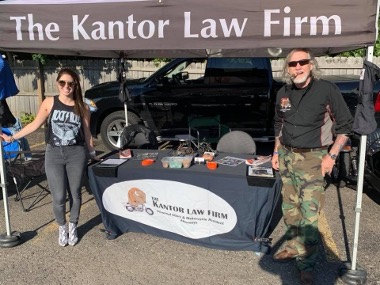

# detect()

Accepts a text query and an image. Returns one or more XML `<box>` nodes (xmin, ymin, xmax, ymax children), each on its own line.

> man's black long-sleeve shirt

<box><xmin>274</xmin><ymin>79</ymin><xmax>353</xmax><ymax>148</ymax></box>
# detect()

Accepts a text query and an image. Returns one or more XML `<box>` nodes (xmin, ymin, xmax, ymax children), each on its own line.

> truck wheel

<box><xmin>100</xmin><ymin>111</ymin><xmax>140</xmax><ymax>150</ymax></box>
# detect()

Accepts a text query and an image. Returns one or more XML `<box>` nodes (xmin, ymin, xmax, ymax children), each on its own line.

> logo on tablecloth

<box><xmin>123</xmin><ymin>187</ymin><xmax>154</xmax><ymax>215</ymax></box>
<box><xmin>102</xmin><ymin>179</ymin><xmax>237</xmax><ymax>239</ymax></box>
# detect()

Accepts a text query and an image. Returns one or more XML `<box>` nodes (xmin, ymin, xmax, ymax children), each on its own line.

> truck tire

<box><xmin>100</xmin><ymin>111</ymin><xmax>140</xmax><ymax>150</ymax></box>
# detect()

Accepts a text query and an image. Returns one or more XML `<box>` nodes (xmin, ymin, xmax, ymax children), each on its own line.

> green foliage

<box><xmin>20</xmin><ymin>112</ymin><xmax>35</xmax><ymax>125</ymax></box>
<box><xmin>152</xmin><ymin>58</ymin><xmax>170</xmax><ymax>67</ymax></box>
<box><xmin>339</xmin><ymin>49</ymin><xmax>366</xmax><ymax>57</ymax></box>
<box><xmin>31</xmin><ymin>54</ymin><xmax>47</xmax><ymax>64</ymax></box>
<box><xmin>339</xmin><ymin>43</ymin><xmax>380</xmax><ymax>57</ymax></box>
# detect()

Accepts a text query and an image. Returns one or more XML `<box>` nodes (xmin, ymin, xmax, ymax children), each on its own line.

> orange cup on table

<box><xmin>141</xmin><ymin>159</ymin><xmax>155</xmax><ymax>166</ymax></box>
<box><xmin>206</xmin><ymin>161</ymin><xmax>218</xmax><ymax>170</ymax></box>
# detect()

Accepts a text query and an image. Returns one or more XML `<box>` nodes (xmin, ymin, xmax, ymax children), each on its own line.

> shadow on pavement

<box><xmin>259</xmin><ymin>231</ymin><xmax>344</xmax><ymax>285</ymax></box>
<box><xmin>18</xmin><ymin>230</ymin><xmax>38</xmax><ymax>245</ymax></box>
<box><xmin>77</xmin><ymin>213</ymin><xmax>102</xmax><ymax>243</ymax></box>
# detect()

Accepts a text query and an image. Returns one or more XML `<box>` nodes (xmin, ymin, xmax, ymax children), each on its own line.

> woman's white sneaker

<box><xmin>58</xmin><ymin>224</ymin><xmax>68</xmax><ymax>247</ymax></box>
<box><xmin>68</xmin><ymin>222</ymin><xmax>79</xmax><ymax>246</ymax></box>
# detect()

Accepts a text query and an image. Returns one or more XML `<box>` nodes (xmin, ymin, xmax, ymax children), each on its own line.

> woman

<box><xmin>1</xmin><ymin>68</ymin><xmax>98</xmax><ymax>247</ymax></box>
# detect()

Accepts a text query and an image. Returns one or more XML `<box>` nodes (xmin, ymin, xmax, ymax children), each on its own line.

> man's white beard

<box><xmin>293</xmin><ymin>73</ymin><xmax>309</xmax><ymax>85</ymax></box>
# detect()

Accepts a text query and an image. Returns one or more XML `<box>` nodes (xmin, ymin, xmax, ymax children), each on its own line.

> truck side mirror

<box><xmin>181</xmin><ymin>71</ymin><xmax>189</xmax><ymax>80</ymax></box>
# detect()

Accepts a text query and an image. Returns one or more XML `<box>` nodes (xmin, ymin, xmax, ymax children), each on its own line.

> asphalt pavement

<box><xmin>0</xmin><ymin>129</ymin><xmax>379</xmax><ymax>285</ymax></box>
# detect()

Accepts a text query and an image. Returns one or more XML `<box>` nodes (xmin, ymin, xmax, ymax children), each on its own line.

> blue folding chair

<box><xmin>2</xmin><ymin>122</ymin><xmax>48</xmax><ymax>212</ymax></box>
<box><xmin>2</xmin><ymin>127</ymin><xmax>22</xmax><ymax>160</ymax></box>
<box><xmin>2</xmin><ymin>118</ymin><xmax>31</xmax><ymax>161</ymax></box>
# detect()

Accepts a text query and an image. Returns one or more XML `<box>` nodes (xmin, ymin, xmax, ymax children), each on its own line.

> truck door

<box><xmin>140</xmin><ymin>58</ymin><xmax>208</xmax><ymax>134</ymax></box>
<box><xmin>202</xmin><ymin>57</ymin><xmax>273</xmax><ymax>134</ymax></box>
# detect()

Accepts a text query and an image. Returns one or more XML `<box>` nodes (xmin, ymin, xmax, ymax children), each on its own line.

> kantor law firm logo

<box><xmin>102</xmin><ymin>179</ymin><xmax>237</xmax><ymax>239</ymax></box>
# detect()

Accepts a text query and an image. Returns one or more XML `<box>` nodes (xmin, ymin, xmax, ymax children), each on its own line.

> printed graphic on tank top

<box><xmin>50</xmin><ymin>109</ymin><xmax>81</xmax><ymax>146</ymax></box>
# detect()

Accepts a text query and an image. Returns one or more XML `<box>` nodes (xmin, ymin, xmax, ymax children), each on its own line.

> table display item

<box><xmin>92</xmin><ymin>159</ymin><xmax>129</xmax><ymax>177</ymax></box>
<box><xmin>245</xmin><ymin>155</ymin><xmax>272</xmax><ymax>166</ymax></box>
<box><xmin>133</xmin><ymin>152</ymin><xmax>159</xmax><ymax>160</ymax></box>
<box><xmin>141</xmin><ymin>159</ymin><xmax>155</xmax><ymax>166</ymax></box>
<box><xmin>216</xmin><ymin>156</ymin><xmax>246</xmax><ymax>167</ymax></box>
<box><xmin>161</xmin><ymin>157</ymin><xmax>170</xmax><ymax>168</ymax></box>
<box><xmin>206</xmin><ymin>161</ymin><xmax>218</xmax><ymax>170</ymax></box>
<box><xmin>119</xmin><ymin>148</ymin><xmax>132</xmax><ymax>159</ymax></box>
<box><xmin>99</xmin><ymin>158</ymin><xmax>128</xmax><ymax>166</ymax></box>
<box><xmin>202</xmin><ymin>152</ymin><xmax>215</xmax><ymax>161</ymax></box>
<box><xmin>194</xmin><ymin>157</ymin><xmax>205</xmax><ymax>164</ymax></box>
<box><xmin>247</xmin><ymin>166</ymin><xmax>274</xmax><ymax>177</ymax></box>
<box><xmin>246</xmin><ymin>165</ymin><xmax>276</xmax><ymax>187</ymax></box>
<box><xmin>161</xmin><ymin>156</ymin><xmax>193</xmax><ymax>168</ymax></box>
<box><xmin>172</xmin><ymin>143</ymin><xmax>195</xmax><ymax>156</ymax></box>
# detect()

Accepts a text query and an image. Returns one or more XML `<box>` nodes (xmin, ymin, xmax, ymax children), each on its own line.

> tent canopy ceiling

<box><xmin>0</xmin><ymin>0</ymin><xmax>379</xmax><ymax>58</ymax></box>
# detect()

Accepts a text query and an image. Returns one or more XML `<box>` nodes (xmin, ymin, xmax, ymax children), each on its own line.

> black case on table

<box><xmin>246</xmin><ymin>165</ymin><xmax>276</xmax><ymax>187</ymax></box>
<box><xmin>92</xmin><ymin>159</ymin><xmax>128</xmax><ymax>177</ymax></box>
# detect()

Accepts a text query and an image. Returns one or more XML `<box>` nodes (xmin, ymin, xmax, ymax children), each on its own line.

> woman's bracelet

<box><xmin>89</xmin><ymin>150</ymin><xmax>96</xmax><ymax>157</ymax></box>
<box><xmin>273</xmin><ymin>151</ymin><xmax>279</xmax><ymax>155</ymax></box>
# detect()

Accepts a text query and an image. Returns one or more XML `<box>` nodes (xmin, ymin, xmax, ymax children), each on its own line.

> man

<box><xmin>271</xmin><ymin>48</ymin><xmax>353</xmax><ymax>285</ymax></box>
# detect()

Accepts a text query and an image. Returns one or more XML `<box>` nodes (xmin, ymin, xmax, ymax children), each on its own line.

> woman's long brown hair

<box><xmin>56</xmin><ymin>68</ymin><xmax>86</xmax><ymax>118</ymax></box>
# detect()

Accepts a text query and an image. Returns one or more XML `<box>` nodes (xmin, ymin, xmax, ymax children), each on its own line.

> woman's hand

<box><xmin>0</xmin><ymin>133</ymin><xmax>13</xmax><ymax>143</ymax></box>
<box><xmin>89</xmin><ymin>150</ymin><xmax>101</xmax><ymax>161</ymax></box>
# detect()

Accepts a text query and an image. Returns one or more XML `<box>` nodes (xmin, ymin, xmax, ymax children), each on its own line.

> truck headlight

<box><xmin>84</xmin><ymin>98</ymin><xmax>98</xmax><ymax>113</ymax></box>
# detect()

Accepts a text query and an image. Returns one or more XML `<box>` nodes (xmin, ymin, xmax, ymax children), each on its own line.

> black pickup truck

<box><xmin>85</xmin><ymin>57</ymin><xmax>276</xmax><ymax>151</ymax></box>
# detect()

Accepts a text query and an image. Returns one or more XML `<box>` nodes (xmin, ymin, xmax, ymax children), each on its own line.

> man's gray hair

<box><xmin>281</xmin><ymin>48</ymin><xmax>321</xmax><ymax>86</ymax></box>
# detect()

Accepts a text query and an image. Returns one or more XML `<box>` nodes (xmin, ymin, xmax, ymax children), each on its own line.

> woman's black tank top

<box><xmin>46</xmin><ymin>96</ymin><xmax>84</xmax><ymax>146</ymax></box>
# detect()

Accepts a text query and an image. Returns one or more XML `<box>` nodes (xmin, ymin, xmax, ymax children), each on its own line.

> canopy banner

<box><xmin>0</xmin><ymin>0</ymin><xmax>378</xmax><ymax>58</ymax></box>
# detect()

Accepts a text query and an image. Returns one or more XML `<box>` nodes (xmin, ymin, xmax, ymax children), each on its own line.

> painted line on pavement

<box><xmin>319</xmin><ymin>210</ymin><xmax>341</xmax><ymax>262</ymax></box>
<box><xmin>30</xmin><ymin>142</ymin><xmax>45</xmax><ymax>149</ymax></box>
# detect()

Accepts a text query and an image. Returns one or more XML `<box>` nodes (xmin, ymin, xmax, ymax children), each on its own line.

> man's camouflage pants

<box><xmin>278</xmin><ymin>146</ymin><xmax>327</xmax><ymax>271</ymax></box>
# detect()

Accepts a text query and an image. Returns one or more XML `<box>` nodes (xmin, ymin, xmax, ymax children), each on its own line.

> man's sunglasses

<box><xmin>288</xmin><ymin>59</ymin><xmax>310</xmax><ymax>67</ymax></box>
<box><xmin>58</xmin><ymin>80</ymin><xmax>76</xmax><ymax>88</ymax></box>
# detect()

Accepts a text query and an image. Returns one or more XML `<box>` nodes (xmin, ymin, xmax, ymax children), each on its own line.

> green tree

<box><xmin>339</xmin><ymin>41</ymin><xmax>380</xmax><ymax>57</ymax></box>
<box><xmin>31</xmin><ymin>53</ymin><xmax>48</xmax><ymax>64</ymax></box>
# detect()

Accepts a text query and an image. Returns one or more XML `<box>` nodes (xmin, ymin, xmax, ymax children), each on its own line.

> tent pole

<box><xmin>350</xmin><ymin>134</ymin><xmax>367</xmax><ymax>270</ymax></box>
<box><xmin>351</xmin><ymin>46</ymin><xmax>373</xmax><ymax>271</ymax></box>
<box><xmin>0</xmin><ymin>140</ymin><xmax>21</xmax><ymax>247</ymax></box>
<box><xmin>344</xmin><ymin>2</ymin><xmax>380</xmax><ymax>280</ymax></box>
<box><xmin>340</xmin><ymin>45</ymin><xmax>374</xmax><ymax>285</ymax></box>
<box><xmin>116</xmin><ymin>53</ymin><xmax>129</xmax><ymax>149</ymax></box>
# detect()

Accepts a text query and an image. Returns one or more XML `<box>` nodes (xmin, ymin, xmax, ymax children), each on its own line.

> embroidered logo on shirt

<box><xmin>280</xmin><ymin>97</ymin><xmax>291</xmax><ymax>112</ymax></box>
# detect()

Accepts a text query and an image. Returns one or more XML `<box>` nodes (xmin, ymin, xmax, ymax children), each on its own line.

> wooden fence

<box><xmin>6</xmin><ymin>57</ymin><xmax>380</xmax><ymax>119</ymax></box>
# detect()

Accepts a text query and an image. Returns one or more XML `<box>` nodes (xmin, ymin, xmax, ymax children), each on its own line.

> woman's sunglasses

<box><xmin>58</xmin><ymin>80</ymin><xmax>76</xmax><ymax>88</ymax></box>
<box><xmin>288</xmin><ymin>59</ymin><xmax>310</xmax><ymax>67</ymax></box>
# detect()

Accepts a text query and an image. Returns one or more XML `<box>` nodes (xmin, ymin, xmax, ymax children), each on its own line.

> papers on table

<box><xmin>245</xmin><ymin>155</ymin><xmax>272</xmax><ymax>167</ymax></box>
<box><xmin>215</xmin><ymin>156</ymin><xmax>246</xmax><ymax>167</ymax></box>
<box><xmin>99</xmin><ymin>158</ymin><xmax>128</xmax><ymax>166</ymax></box>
